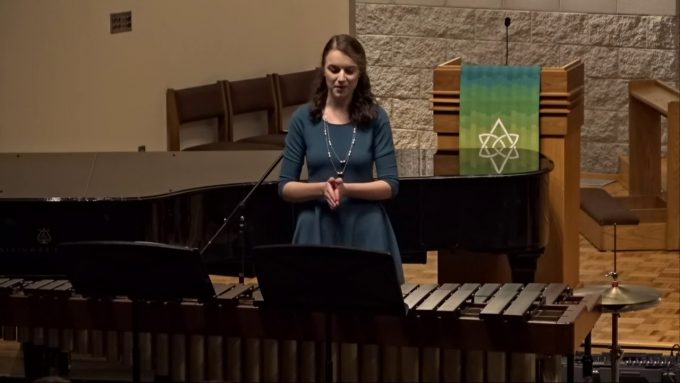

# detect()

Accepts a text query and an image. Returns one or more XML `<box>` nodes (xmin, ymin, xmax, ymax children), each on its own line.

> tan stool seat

<box><xmin>580</xmin><ymin>188</ymin><xmax>639</xmax><ymax>226</ymax></box>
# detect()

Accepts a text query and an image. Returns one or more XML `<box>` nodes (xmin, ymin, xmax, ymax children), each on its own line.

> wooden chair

<box><xmin>225</xmin><ymin>75</ymin><xmax>285</xmax><ymax>147</ymax></box>
<box><xmin>166</xmin><ymin>82</ymin><xmax>229</xmax><ymax>151</ymax></box>
<box><xmin>272</xmin><ymin>68</ymin><xmax>319</xmax><ymax>129</ymax></box>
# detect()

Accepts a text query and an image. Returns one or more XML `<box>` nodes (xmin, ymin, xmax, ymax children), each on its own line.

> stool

<box><xmin>580</xmin><ymin>187</ymin><xmax>639</xmax><ymax>229</ymax></box>
<box><xmin>577</xmin><ymin>188</ymin><xmax>661</xmax><ymax>383</ymax></box>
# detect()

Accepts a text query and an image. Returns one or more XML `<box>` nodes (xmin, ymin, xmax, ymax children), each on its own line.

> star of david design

<box><xmin>478</xmin><ymin>118</ymin><xmax>520</xmax><ymax>174</ymax></box>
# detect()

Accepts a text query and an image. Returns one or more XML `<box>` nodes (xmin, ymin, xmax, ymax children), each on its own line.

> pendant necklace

<box><xmin>323</xmin><ymin>116</ymin><xmax>357</xmax><ymax>178</ymax></box>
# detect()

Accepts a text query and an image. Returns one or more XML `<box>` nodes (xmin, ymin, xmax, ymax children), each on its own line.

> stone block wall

<box><xmin>355</xmin><ymin>0</ymin><xmax>679</xmax><ymax>173</ymax></box>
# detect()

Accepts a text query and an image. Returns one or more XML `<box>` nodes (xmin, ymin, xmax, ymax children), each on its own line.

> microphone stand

<box><xmin>200</xmin><ymin>152</ymin><xmax>284</xmax><ymax>283</ymax></box>
<box><xmin>504</xmin><ymin>17</ymin><xmax>511</xmax><ymax>65</ymax></box>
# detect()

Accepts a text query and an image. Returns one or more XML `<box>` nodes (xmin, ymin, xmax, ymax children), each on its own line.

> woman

<box><xmin>278</xmin><ymin>34</ymin><xmax>404</xmax><ymax>283</ymax></box>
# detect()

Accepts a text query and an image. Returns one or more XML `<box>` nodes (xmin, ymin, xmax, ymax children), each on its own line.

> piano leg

<box><xmin>22</xmin><ymin>342</ymin><xmax>45</xmax><ymax>380</ymax></box>
<box><xmin>437</xmin><ymin>250</ymin><xmax>512</xmax><ymax>284</ymax></box>
<box><xmin>506</xmin><ymin>252</ymin><xmax>541</xmax><ymax>283</ymax></box>
<box><xmin>21</xmin><ymin>341</ymin><xmax>69</xmax><ymax>381</ymax></box>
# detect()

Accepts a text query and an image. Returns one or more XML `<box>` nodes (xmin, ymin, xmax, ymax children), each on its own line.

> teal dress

<box><xmin>278</xmin><ymin>104</ymin><xmax>404</xmax><ymax>283</ymax></box>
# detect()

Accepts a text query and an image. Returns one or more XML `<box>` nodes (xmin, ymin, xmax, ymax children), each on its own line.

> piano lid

<box><xmin>0</xmin><ymin>151</ymin><xmax>283</xmax><ymax>200</ymax></box>
<box><xmin>398</xmin><ymin>148</ymin><xmax>552</xmax><ymax>178</ymax></box>
<box><xmin>459</xmin><ymin>148</ymin><xmax>545</xmax><ymax>176</ymax></box>
<box><xmin>0</xmin><ymin>149</ymin><xmax>551</xmax><ymax>201</ymax></box>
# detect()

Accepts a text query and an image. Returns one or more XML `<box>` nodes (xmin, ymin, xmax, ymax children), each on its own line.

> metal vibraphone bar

<box><xmin>0</xmin><ymin>278</ymin><xmax>601</xmax><ymax>382</ymax></box>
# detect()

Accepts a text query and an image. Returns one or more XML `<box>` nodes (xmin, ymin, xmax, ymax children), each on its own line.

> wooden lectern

<box><xmin>431</xmin><ymin>58</ymin><xmax>585</xmax><ymax>286</ymax></box>
<box><xmin>580</xmin><ymin>80</ymin><xmax>679</xmax><ymax>251</ymax></box>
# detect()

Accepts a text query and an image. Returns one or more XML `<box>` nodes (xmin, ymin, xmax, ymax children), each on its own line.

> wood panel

<box><xmin>579</xmin><ymin>210</ymin><xmax>667</xmax><ymax>251</ymax></box>
<box><xmin>624</xmin><ymin>80</ymin><xmax>680</xmax><ymax>250</ymax></box>
<box><xmin>666</xmin><ymin>101</ymin><xmax>679</xmax><ymax>248</ymax></box>
<box><xmin>628</xmin><ymin>97</ymin><xmax>662</xmax><ymax>196</ymax></box>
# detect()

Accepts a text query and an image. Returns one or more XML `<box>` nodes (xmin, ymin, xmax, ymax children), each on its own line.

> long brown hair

<box><xmin>310</xmin><ymin>34</ymin><xmax>377</xmax><ymax>126</ymax></box>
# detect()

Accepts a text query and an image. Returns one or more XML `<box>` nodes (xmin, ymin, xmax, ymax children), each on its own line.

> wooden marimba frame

<box><xmin>1</xmin><ymin>279</ymin><xmax>601</xmax><ymax>382</ymax></box>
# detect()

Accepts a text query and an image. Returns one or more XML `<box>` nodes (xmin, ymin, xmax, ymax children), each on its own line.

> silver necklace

<box><xmin>322</xmin><ymin>116</ymin><xmax>357</xmax><ymax>177</ymax></box>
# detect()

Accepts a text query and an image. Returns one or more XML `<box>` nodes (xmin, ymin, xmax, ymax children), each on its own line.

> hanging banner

<box><xmin>459</xmin><ymin>64</ymin><xmax>541</xmax><ymax>174</ymax></box>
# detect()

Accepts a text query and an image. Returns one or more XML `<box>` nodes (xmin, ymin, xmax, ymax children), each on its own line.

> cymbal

<box><xmin>574</xmin><ymin>283</ymin><xmax>661</xmax><ymax>312</ymax></box>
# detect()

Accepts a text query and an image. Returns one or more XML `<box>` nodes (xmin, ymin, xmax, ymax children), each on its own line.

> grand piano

<box><xmin>0</xmin><ymin>149</ymin><xmax>552</xmax><ymax>282</ymax></box>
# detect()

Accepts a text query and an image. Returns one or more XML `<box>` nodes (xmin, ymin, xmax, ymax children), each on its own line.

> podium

<box><xmin>252</xmin><ymin>244</ymin><xmax>407</xmax><ymax>382</ymax></box>
<box><xmin>431</xmin><ymin>57</ymin><xmax>585</xmax><ymax>286</ymax></box>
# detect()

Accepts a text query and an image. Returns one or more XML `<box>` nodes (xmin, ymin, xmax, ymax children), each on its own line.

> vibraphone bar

<box><xmin>0</xmin><ymin>278</ymin><xmax>601</xmax><ymax>382</ymax></box>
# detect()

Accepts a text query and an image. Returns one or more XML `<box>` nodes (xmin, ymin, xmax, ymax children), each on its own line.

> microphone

<box><xmin>200</xmin><ymin>152</ymin><xmax>284</xmax><ymax>283</ymax></box>
<box><xmin>504</xmin><ymin>17</ymin><xmax>511</xmax><ymax>65</ymax></box>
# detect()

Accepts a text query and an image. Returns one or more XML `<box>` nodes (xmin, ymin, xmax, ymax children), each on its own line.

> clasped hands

<box><xmin>324</xmin><ymin>177</ymin><xmax>345</xmax><ymax>209</ymax></box>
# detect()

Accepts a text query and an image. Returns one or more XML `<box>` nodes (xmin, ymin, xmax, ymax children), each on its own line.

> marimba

<box><xmin>0</xmin><ymin>279</ymin><xmax>600</xmax><ymax>382</ymax></box>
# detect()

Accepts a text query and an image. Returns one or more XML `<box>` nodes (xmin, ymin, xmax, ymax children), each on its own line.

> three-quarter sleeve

<box><xmin>373</xmin><ymin>107</ymin><xmax>399</xmax><ymax>197</ymax></box>
<box><xmin>278</xmin><ymin>107</ymin><xmax>307</xmax><ymax>197</ymax></box>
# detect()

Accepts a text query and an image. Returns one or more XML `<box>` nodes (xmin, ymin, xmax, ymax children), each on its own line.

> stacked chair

<box><xmin>165</xmin><ymin>82</ymin><xmax>230</xmax><ymax>151</ymax></box>
<box><xmin>166</xmin><ymin>68</ymin><xmax>318</xmax><ymax>151</ymax></box>
<box><xmin>225</xmin><ymin>74</ymin><xmax>282</xmax><ymax>147</ymax></box>
<box><xmin>271</xmin><ymin>68</ymin><xmax>320</xmax><ymax>130</ymax></box>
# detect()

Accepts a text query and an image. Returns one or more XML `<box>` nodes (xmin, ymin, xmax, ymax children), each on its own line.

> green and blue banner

<box><xmin>459</xmin><ymin>64</ymin><xmax>541</xmax><ymax>174</ymax></box>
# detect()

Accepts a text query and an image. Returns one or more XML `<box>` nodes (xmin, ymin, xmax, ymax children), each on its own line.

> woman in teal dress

<box><xmin>278</xmin><ymin>34</ymin><xmax>404</xmax><ymax>283</ymax></box>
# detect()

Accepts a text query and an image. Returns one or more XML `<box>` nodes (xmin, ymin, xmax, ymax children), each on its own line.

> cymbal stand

<box><xmin>610</xmin><ymin>308</ymin><xmax>622</xmax><ymax>383</ymax></box>
<box><xmin>576</xmin><ymin>221</ymin><xmax>662</xmax><ymax>382</ymax></box>
<box><xmin>607</xmin><ymin>223</ymin><xmax>622</xmax><ymax>383</ymax></box>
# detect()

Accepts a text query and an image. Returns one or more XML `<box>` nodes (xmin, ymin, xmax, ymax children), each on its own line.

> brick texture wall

<box><xmin>355</xmin><ymin>1</ymin><xmax>679</xmax><ymax>172</ymax></box>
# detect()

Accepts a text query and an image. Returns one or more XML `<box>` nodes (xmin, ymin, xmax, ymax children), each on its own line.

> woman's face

<box><xmin>324</xmin><ymin>49</ymin><xmax>360</xmax><ymax>102</ymax></box>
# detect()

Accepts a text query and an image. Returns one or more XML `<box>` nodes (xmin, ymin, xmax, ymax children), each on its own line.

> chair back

<box><xmin>166</xmin><ymin>82</ymin><xmax>228</xmax><ymax>151</ymax></box>
<box><xmin>224</xmin><ymin>75</ymin><xmax>279</xmax><ymax>137</ymax></box>
<box><xmin>272</xmin><ymin>69</ymin><xmax>319</xmax><ymax>131</ymax></box>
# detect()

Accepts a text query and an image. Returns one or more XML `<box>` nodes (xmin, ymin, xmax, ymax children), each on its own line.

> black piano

<box><xmin>0</xmin><ymin>149</ymin><xmax>552</xmax><ymax>282</ymax></box>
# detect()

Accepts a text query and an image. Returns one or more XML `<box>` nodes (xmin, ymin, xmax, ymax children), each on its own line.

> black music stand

<box><xmin>252</xmin><ymin>244</ymin><xmax>407</xmax><ymax>383</ymax></box>
<box><xmin>58</xmin><ymin>240</ymin><xmax>216</xmax><ymax>382</ymax></box>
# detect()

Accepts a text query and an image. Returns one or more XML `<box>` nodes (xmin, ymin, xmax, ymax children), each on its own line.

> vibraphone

<box><xmin>0</xmin><ymin>279</ymin><xmax>601</xmax><ymax>382</ymax></box>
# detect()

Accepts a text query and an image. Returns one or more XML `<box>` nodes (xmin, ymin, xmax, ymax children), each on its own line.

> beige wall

<box><xmin>0</xmin><ymin>0</ymin><xmax>350</xmax><ymax>152</ymax></box>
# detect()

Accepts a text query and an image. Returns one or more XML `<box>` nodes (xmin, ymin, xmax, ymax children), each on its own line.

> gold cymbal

<box><xmin>574</xmin><ymin>283</ymin><xmax>661</xmax><ymax>312</ymax></box>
